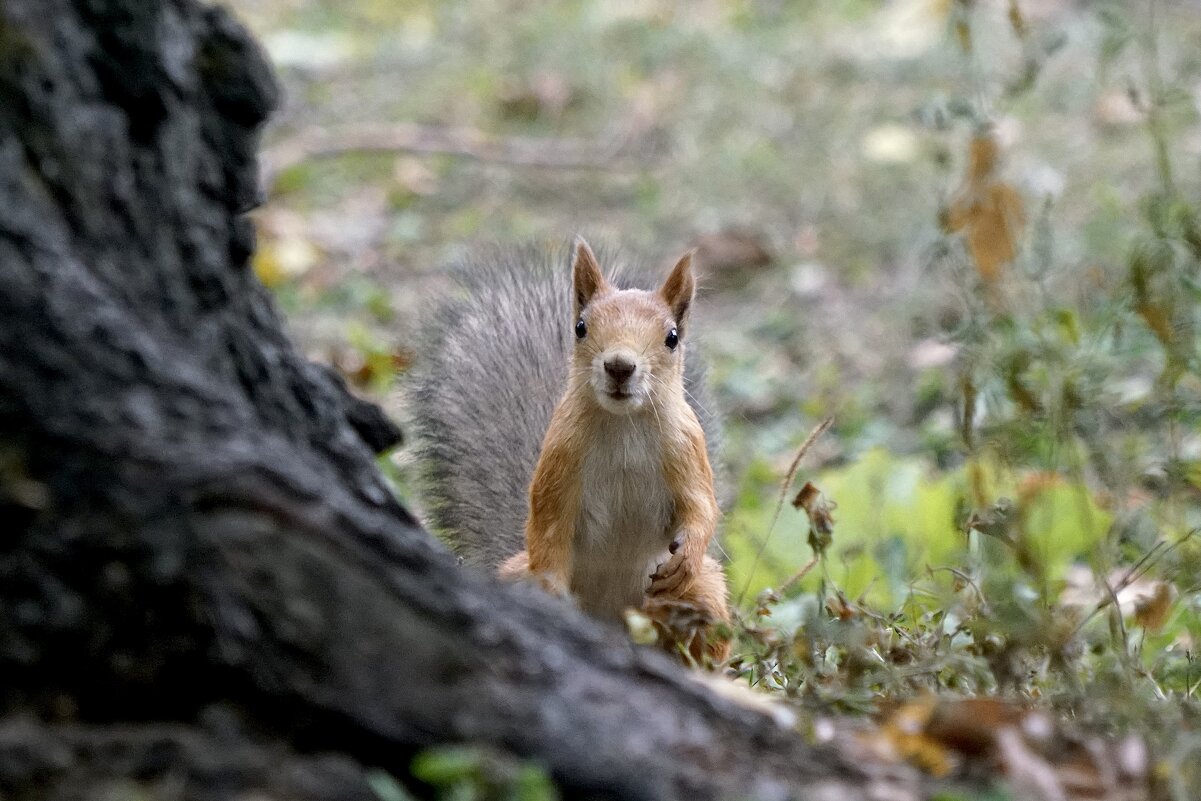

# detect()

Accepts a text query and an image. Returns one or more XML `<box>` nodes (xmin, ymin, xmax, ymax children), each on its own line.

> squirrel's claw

<box><xmin>649</xmin><ymin>550</ymin><xmax>695</xmax><ymax>596</ymax></box>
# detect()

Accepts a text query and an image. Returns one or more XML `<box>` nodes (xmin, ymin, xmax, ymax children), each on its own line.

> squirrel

<box><xmin>408</xmin><ymin>238</ymin><xmax>731</xmax><ymax>661</ymax></box>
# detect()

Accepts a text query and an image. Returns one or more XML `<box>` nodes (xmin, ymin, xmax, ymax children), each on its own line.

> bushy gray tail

<box><xmin>405</xmin><ymin>243</ymin><xmax>721</xmax><ymax>570</ymax></box>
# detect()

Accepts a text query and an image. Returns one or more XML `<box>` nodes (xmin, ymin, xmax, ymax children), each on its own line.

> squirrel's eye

<box><xmin>575</xmin><ymin>319</ymin><xmax>587</xmax><ymax>339</ymax></box>
<box><xmin>665</xmin><ymin>327</ymin><xmax>679</xmax><ymax>350</ymax></box>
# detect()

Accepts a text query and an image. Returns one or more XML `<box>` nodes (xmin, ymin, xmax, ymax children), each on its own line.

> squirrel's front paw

<box><xmin>649</xmin><ymin>549</ymin><xmax>697</xmax><ymax>596</ymax></box>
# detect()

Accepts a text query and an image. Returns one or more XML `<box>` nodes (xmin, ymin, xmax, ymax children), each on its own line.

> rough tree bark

<box><xmin>0</xmin><ymin>2</ymin><xmax>922</xmax><ymax>799</ymax></box>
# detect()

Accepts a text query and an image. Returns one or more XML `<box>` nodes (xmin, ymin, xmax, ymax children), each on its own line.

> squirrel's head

<box><xmin>569</xmin><ymin>237</ymin><xmax>695</xmax><ymax>416</ymax></box>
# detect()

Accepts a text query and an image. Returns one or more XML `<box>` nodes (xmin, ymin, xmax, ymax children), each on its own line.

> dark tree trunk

<box><xmin>0</xmin><ymin>2</ymin><xmax>920</xmax><ymax>799</ymax></box>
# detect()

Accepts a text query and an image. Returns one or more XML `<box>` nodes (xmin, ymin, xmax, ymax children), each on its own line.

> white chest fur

<box><xmin>571</xmin><ymin>415</ymin><xmax>674</xmax><ymax>620</ymax></box>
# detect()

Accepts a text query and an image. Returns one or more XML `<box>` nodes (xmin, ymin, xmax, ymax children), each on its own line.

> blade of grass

<box><xmin>735</xmin><ymin>417</ymin><xmax>833</xmax><ymax>606</ymax></box>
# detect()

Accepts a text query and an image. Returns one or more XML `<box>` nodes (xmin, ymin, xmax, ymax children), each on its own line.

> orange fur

<box><xmin>500</xmin><ymin>239</ymin><xmax>730</xmax><ymax>662</ymax></box>
<box><xmin>519</xmin><ymin>414</ymin><xmax>582</xmax><ymax>595</ymax></box>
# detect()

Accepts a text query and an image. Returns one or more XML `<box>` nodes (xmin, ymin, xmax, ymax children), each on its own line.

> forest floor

<box><xmin>227</xmin><ymin>1</ymin><xmax>1201</xmax><ymax>797</ymax></box>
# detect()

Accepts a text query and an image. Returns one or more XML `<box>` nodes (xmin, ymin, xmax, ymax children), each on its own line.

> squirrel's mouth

<box><xmin>596</xmin><ymin>385</ymin><xmax>644</xmax><ymax>413</ymax></box>
<box><xmin>591</xmin><ymin>367</ymin><xmax>644</xmax><ymax>413</ymax></box>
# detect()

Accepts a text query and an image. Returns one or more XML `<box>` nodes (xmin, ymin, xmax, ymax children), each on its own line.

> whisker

<box><xmin>712</xmin><ymin>539</ymin><xmax>731</xmax><ymax>561</ymax></box>
<box><xmin>683</xmin><ymin>386</ymin><xmax>712</xmax><ymax>418</ymax></box>
<box><xmin>647</xmin><ymin>384</ymin><xmax>665</xmax><ymax>432</ymax></box>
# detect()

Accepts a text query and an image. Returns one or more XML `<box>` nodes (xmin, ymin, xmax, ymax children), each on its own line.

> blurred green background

<box><xmin>228</xmin><ymin>0</ymin><xmax>1201</xmax><ymax>735</ymax></box>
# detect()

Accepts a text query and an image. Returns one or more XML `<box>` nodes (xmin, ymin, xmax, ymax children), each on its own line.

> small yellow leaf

<box><xmin>252</xmin><ymin>235</ymin><xmax>319</xmax><ymax>288</ymax></box>
<box><xmin>252</xmin><ymin>243</ymin><xmax>286</xmax><ymax>288</ymax></box>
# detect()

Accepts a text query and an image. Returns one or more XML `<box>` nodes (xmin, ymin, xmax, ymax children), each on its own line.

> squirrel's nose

<box><xmin>604</xmin><ymin>358</ymin><xmax>636</xmax><ymax>385</ymax></box>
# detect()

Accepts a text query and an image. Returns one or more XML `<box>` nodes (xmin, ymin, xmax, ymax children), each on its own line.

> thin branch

<box><xmin>776</xmin><ymin>555</ymin><xmax>819</xmax><ymax>596</ymax></box>
<box><xmin>261</xmin><ymin>122</ymin><xmax>645</xmax><ymax>189</ymax></box>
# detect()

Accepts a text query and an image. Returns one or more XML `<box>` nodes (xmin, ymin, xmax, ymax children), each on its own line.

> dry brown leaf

<box><xmin>943</xmin><ymin>132</ymin><xmax>1026</xmax><ymax>285</ymax></box>
<box><xmin>869</xmin><ymin>696</ymin><xmax>1151</xmax><ymax>798</ymax></box>
<box><xmin>966</xmin><ymin>127</ymin><xmax>1000</xmax><ymax>180</ymax></box>
<box><xmin>1136</xmin><ymin>300</ymin><xmax>1175</xmax><ymax>347</ymax></box>
<box><xmin>1132</xmin><ymin>581</ymin><xmax>1175</xmax><ymax>632</ymax></box>
<box><xmin>792</xmin><ymin>481</ymin><xmax>836</xmax><ymax>528</ymax></box>
<box><xmin>792</xmin><ymin>481</ymin><xmax>836</xmax><ymax>555</ymax></box>
<box><xmin>924</xmin><ymin>698</ymin><xmax>1026</xmax><ymax>756</ymax></box>
<box><xmin>875</xmin><ymin>696</ymin><xmax>956</xmax><ymax>777</ymax></box>
<box><xmin>824</xmin><ymin>591</ymin><xmax>857</xmax><ymax>622</ymax></box>
<box><xmin>1007</xmin><ymin>0</ymin><xmax>1028</xmax><ymax>38</ymax></box>
<box><xmin>1016</xmin><ymin>471</ymin><xmax>1064</xmax><ymax>505</ymax></box>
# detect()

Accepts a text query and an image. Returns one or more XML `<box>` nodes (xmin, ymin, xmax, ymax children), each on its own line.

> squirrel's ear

<box><xmin>659</xmin><ymin>250</ymin><xmax>696</xmax><ymax>332</ymax></box>
<box><xmin>572</xmin><ymin>236</ymin><xmax>606</xmax><ymax>314</ymax></box>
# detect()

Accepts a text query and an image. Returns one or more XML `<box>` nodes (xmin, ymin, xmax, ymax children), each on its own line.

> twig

<box><xmin>928</xmin><ymin>565</ymin><xmax>987</xmax><ymax>606</ymax></box>
<box><xmin>261</xmin><ymin>122</ymin><xmax>644</xmax><ymax>190</ymax></box>
<box><xmin>735</xmin><ymin>417</ymin><xmax>834</xmax><ymax>606</ymax></box>
<box><xmin>1099</xmin><ymin>570</ymin><xmax>1131</xmax><ymax>662</ymax></box>
<box><xmin>776</xmin><ymin>555</ymin><xmax>819</xmax><ymax>596</ymax></box>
